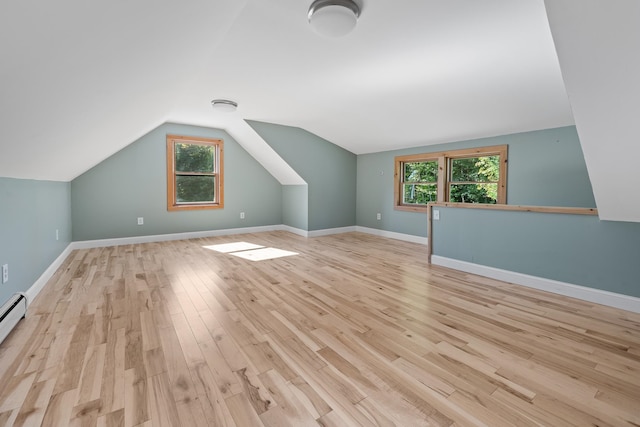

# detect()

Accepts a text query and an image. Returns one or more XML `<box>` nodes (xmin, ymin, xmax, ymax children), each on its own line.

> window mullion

<box><xmin>437</xmin><ymin>155</ymin><xmax>446</xmax><ymax>202</ymax></box>
<box><xmin>394</xmin><ymin>144</ymin><xmax>506</xmax><ymax>210</ymax></box>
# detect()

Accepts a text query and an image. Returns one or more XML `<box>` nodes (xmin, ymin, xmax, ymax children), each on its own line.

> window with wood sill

<box><xmin>394</xmin><ymin>145</ymin><xmax>507</xmax><ymax>212</ymax></box>
<box><xmin>167</xmin><ymin>134</ymin><xmax>224</xmax><ymax>211</ymax></box>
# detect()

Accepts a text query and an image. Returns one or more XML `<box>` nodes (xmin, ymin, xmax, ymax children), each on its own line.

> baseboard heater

<box><xmin>0</xmin><ymin>293</ymin><xmax>27</xmax><ymax>345</ymax></box>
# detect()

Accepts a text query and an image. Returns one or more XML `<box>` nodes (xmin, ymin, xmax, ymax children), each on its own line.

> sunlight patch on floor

<box><xmin>203</xmin><ymin>242</ymin><xmax>298</xmax><ymax>261</ymax></box>
<box><xmin>203</xmin><ymin>242</ymin><xmax>265</xmax><ymax>253</ymax></box>
<box><xmin>230</xmin><ymin>247</ymin><xmax>298</xmax><ymax>261</ymax></box>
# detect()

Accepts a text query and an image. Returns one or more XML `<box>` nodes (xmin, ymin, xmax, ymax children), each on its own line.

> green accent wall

<box><xmin>247</xmin><ymin>121</ymin><xmax>357</xmax><ymax>231</ymax></box>
<box><xmin>431</xmin><ymin>207</ymin><xmax>640</xmax><ymax>298</ymax></box>
<box><xmin>0</xmin><ymin>178</ymin><xmax>71</xmax><ymax>304</ymax></box>
<box><xmin>356</xmin><ymin>126</ymin><xmax>595</xmax><ymax>237</ymax></box>
<box><xmin>71</xmin><ymin>123</ymin><xmax>282</xmax><ymax>241</ymax></box>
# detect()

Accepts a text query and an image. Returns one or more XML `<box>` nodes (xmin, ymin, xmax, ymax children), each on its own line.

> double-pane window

<box><xmin>403</xmin><ymin>160</ymin><xmax>438</xmax><ymax>205</ymax></box>
<box><xmin>394</xmin><ymin>145</ymin><xmax>507</xmax><ymax>211</ymax></box>
<box><xmin>167</xmin><ymin>135</ymin><xmax>224</xmax><ymax>211</ymax></box>
<box><xmin>449</xmin><ymin>155</ymin><xmax>500</xmax><ymax>204</ymax></box>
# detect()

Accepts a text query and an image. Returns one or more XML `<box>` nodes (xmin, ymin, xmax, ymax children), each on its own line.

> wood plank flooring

<box><xmin>1</xmin><ymin>231</ymin><xmax>639</xmax><ymax>426</ymax></box>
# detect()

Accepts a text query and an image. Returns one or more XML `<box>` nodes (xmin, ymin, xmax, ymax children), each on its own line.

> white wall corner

<box><xmin>70</xmin><ymin>225</ymin><xmax>285</xmax><ymax>250</ymax></box>
<box><xmin>225</xmin><ymin>118</ymin><xmax>306</xmax><ymax>185</ymax></box>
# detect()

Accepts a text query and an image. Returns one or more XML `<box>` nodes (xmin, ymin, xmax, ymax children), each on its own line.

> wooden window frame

<box><xmin>166</xmin><ymin>134</ymin><xmax>224</xmax><ymax>211</ymax></box>
<box><xmin>394</xmin><ymin>144</ymin><xmax>507</xmax><ymax>212</ymax></box>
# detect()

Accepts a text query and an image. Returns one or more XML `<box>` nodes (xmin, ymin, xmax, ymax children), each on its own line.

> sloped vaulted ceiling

<box><xmin>1</xmin><ymin>0</ymin><xmax>572</xmax><ymax>183</ymax></box>
<box><xmin>0</xmin><ymin>0</ymin><xmax>248</xmax><ymax>181</ymax></box>
<box><xmin>3</xmin><ymin>1</ymin><xmax>637</xmax><ymax>222</ymax></box>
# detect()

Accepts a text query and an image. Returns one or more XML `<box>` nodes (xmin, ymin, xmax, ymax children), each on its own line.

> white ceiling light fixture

<box><xmin>211</xmin><ymin>99</ymin><xmax>238</xmax><ymax>112</ymax></box>
<box><xmin>308</xmin><ymin>0</ymin><xmax>360</xmax><ymax>38</ymax></box>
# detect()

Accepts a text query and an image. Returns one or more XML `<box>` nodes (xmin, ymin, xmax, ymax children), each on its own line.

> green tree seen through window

<box><xmin>449</xmin><ymin>155</ymin><xmax>499</xmax><ymax>204</ymax></box>
<box><xmin>175</xmin><ymin>143</ymin><xmax>216</xmax><ymax>203</ymax></box>
<box><xmin>403</xmin><ymin>160</ymin><xmax>438</xmax><ymax>205</ymax></box>
<box><xmin>395</xmin><ymin>145</ymin><xmax>506</xmax><ymax>210</ymax></box>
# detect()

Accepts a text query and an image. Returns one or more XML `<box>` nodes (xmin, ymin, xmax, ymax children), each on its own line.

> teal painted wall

<box><xmin>431</xmin><ymin>207</ymin><xmax>640</xmax><ymax>298</ymax></box>
<box><xmin>71</xmin><ymin>123</ymin><xmax>282</xmax><ymax>241</ymax></box>
<box><xmin>0</xmin><ymin>178</ymin><xmax>71</xmax><ymax>304</ymax></box>
<box><xmin>5</xmin><ymin>121</ymin><xmax>634</xmax><ymax>306</ymax></box>
<box><xmin>356</xmin><ymin>126</ymin><xmax>595</xmax><ymax>237</ymax></box>
<box><xmin>506</xmin><ymin>126</ymin><xmax>594</xmax><ymax>207</ymax></box>
<box><xmin>357</xmin><ymin>152</ymin><xmax>426</xmax><ymax>235</ymax></box>
<box><xmin>247</xmin><ymin>121</ymin><xmax>357</xmax><ymax>231</ymax></box>
<box><xmin>282</xmin><ymin>185</ymin><xmax>308</xmax><ymax>230</ymax></box>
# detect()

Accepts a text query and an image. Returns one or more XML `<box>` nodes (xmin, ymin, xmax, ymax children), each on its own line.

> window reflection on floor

<box><xmin>203</xmin><ymin>242</ymin><xmax>298</xmax><ymax>261</ymax></box>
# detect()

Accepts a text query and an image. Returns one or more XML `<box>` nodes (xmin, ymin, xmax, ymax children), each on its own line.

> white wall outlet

<box><xmin>137</xmin><ymin>217</ymin><xmax>144</xmax><ymax>225</ymax></box>
<box><xmin>376</xmin><ymin>213</ymin><xmax>381</xmax><ymax>220</ymax></box>
<box><xmin>56</xmin><ymin>229</ymin><xmax>59</xmax><ymax>240</ymax></box>
<box><xmin>2</xmin><ymin>264</ymin><xmax>8</xmax><ymax>284</ymax></box>
<box><xmin>433</xmin><ymin>209</ymin><xmax>440</xmax><ymax>220</ymax></box>
<box><xmin>240</xmin><ymin>212</ymin><xmax>245</xmax><ymax>219</ymax></box>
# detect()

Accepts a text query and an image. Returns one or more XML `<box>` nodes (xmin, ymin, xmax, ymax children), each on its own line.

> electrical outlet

<box><xmin>137</xmin><ymin>217</ymin><xmax>144</xmax><ymax>225</ymax></box>
<box><xmin>240</xmin><ymin>212</ymin><xmax>245</xmax><ymax>219</ymax></box>
<box><xmin>376</xmin><ymin>213</ymin><xmax>381</xmax><ymax>220</ymax></box>
<box><xmin>433</xmin><ymin>209</ymin><xmax>440</xmax><ymax>220</ymax></box>
<box><xmin>2</xmin><ymin>264</ymin><xmax>8</xmax><ymax>284</ymax></box>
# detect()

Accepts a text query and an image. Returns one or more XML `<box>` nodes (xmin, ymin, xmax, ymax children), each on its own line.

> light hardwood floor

<box><xmin>1</xmin><ymin>231</ymin><xmax>639</xmax><ymax>426</ymax></box>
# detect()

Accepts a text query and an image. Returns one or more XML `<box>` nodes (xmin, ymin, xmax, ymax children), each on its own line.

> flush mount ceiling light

<box><xmin>211</xmin><ymin>99</ymin><xmax>238</xmax><ymax>113</ymax></box>
<box><xmin>308</xmin><ymin>0</ymin><xmax>360</xmax><ymax>37</ymax></box>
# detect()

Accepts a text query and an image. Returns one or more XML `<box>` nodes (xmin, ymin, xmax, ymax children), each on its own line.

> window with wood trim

<box><xmin>167</xmin><ymin>134</ymin><xmax>224</xmax><ymax>211</ymax></box>
<box><xmin>402</xmin><ymin>159</ymin><xmax>439</xmax><ymax>205</ymax></box>
<box><xmin>394</xmin><ymin>145</ymin><xmax>507</xmax><ymax>212</ymax></box>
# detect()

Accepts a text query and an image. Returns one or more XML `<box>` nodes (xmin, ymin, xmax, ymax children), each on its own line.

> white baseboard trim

<box><xmin>355</xmin><ymin>226</ymin><xmax>428</xmax><ymax>245</ymax></box>
<box><xmin>278</xmin><ymin>225</ymin><xmax>309</xmax><ymax>237</ymax></box>
<box><xmin>70</xmin><ymin>225</ymin><xmax>284</xmax><ymax>249</ymax></box>
<box><xmin>263</xmin><ymin>225</ymin><xmax>357</xmax><ymax>238</ymax></box>
<box><xmin>25</xmin><ymin>243</ymin><xmax>75</xmax><ymax>307</ymax></box>
<box><xmin>431</xmin><ymin>255</ymin><xmax>640</xmax><ymax>314</ymax></box>
<box><xmin>67</xmin><ymin>225</ymin><xmax>424</xmax><ymax>251</ymax></box>
<box><xmin>308</xmin><ymin>226</ymin><xmax>357</xmax><ymax>237</ymax></box>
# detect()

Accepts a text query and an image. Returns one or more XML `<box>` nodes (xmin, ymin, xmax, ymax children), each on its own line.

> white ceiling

<box><xmin>0</xmin><ymin>0</ymin><xmax>572</xmax><ymax>182</ymax></box>
<box><xmin>1</xmin><ymin>1</ymin><xmax>637</xmax><ymax>221</ymax></box>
